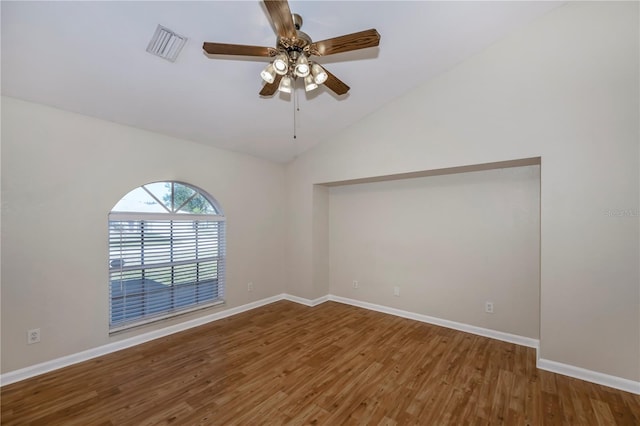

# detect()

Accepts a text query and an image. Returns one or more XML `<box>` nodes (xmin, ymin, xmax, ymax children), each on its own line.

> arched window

<box><xmin>108</xmin><ymin>182</ymin><xmax>225</xmax><ymax>331</ymax></box>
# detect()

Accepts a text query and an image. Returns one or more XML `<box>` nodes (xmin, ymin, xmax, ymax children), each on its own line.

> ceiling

<box><xmin>1</xmin><ymin>1</ymin><xmax>563</xmax><ymax>163</ymax></box>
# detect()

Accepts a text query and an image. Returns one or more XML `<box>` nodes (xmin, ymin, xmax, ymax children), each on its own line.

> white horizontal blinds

<box><xmin>109</xmin><ymin>217</ymin><xmax>225</xmax><ymax>328</ymax></box>
<box><xmin>109</xmin><ymin>181</ymin><xmax>225</xmax><ymax>330</ymax></box>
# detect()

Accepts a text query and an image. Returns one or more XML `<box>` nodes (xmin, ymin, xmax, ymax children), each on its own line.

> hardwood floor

<box><xmin>2</xmin><ymin>301</ymin><xmax>639</xmax><ymax>425</ymax></box>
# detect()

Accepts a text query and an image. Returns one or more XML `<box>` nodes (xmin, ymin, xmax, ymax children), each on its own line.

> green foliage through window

<box><xmin>163</xmin><ymin>183</ymin><xmax>215</xmax><ymax>214</ymax></box>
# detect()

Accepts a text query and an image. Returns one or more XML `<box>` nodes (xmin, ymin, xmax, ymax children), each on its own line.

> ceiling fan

<box><xmin>202</xmin><ymin>0</ymin><xmax>380</xmax><ymax>97</ymax></box>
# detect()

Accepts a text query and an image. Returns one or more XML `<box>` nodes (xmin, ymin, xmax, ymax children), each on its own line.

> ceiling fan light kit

<box><xmin>311</xmin><ymin>64</ymin><xmax>328</xmax><ymax>85</ymax></box>
<box><xmin>293</xmin><ymin>54</ymin><xmax>310</xmax><ymax>78</ymax></box>
<box><xmin>278</xmin><ymin>75</ymin><xmax>293</xmax><ymax>94</ymax></box>
<box><xmin>260</xmin><ymin>63</ymin><xmax>276</xmax><ymax>84</ymax></box>
<box><xmin>202</xmin><ymin>0</ymin><xmax>380</xmax><ymax>98</ymax></box>
<box><xmin>304</xmin><ymin>74</ymin><xmax>318</xmax><ymax>92</ymax></box>
<box><xmin>273</xmin><ymin>52</ymin><xmax>290</xmax><ymax>75</ymax></box>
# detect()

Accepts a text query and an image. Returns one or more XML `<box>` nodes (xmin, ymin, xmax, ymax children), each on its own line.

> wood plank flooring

<box><xmin>2</xmin><ymin>301</ymin><xmax>639</xmax><ymax>425</ymax></box>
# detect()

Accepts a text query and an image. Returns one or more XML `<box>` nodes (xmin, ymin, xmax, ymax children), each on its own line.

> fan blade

<box><xmin>323</xmin><ymin>68</ymin><xmax>350</xmax><ymax>96</ymax></box>
<box><xmin>260</xmin><ymin>74</ymin><xmax>283</xmax><ymax>97</ymax></box>
<box><xmin>309</xmin><ymin>29</ymin><xmax>380</xmax><ymax>56</ymax></box>
<box><xmin>263</xmin><ymin>0</ymin><xmax>296</xmax><ymax>39</ymax></box>
<box><xmin>203</xmin><ymin>42</ymin><xmax>276</xmax><ymax>57</ymax></box>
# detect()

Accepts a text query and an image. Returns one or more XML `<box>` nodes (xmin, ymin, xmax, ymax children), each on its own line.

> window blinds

<box><xmin>108</xmin><ymin>217</ymin><xmax>225</xmax><ymax>330</ymax></box>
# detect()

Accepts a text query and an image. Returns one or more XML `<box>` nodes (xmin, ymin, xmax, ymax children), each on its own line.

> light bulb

<box><xmin>273</xmin><ymin>53</ymin><xmax>289</xmax><ymax>75</ymax></box>
<box><xmin>311</xmin><ymin>64</ymin><xmax>328</xmax><ymax>85</ymax></box>
<box><xmin>304</xmin><ymin>74</ymin><xmax>318</xmax><ymax>92</ymax></box>
<box><xmin>260</xmin><ymin>63</ymin><xmax>275</xmax><ymax>84</ymax></box>
<box><xmin>278</xmin><ymin>75</ymin><xmax>293</xmax><ymax>93</ymax></box>
<box><xmin>294</xmin><ymin>55</ymin><xmax>310</xmax><ymax>78</ymax></box>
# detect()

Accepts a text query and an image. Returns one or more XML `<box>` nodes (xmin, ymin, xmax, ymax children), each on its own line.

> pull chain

<box><xmin>293</xmin><ymin>86</ymin><xmax>299</xmax><ymax>139</ymax></box>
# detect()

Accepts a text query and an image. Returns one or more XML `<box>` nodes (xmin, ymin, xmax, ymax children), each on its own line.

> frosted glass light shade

<box><xmin>294</xmin><ymin>55</ymin><xmax>310</xmax><ymax>78</ymax></box>
<box><xmin>273</xmin><ymin>53</ymin><xmax>289</xmax><ymax>75</ymax></box>
<box><xmin>304</xmin><ymin>74</ymin><xmax>318</xmax><ymax>92</ymax></box>
<box><xmin>260</xmin><ymin>63</ymin><xmax>276</xmax><ymax>84</ymax></box>
<box><xmin>311</xmin><ymin>64</ymin><xmax>328</xmax><ymax>84</ymax></box>
<box><xmin>278</xmin><ymin>75</ymin><xmax>293</xmax><ymax>93</ymax></box>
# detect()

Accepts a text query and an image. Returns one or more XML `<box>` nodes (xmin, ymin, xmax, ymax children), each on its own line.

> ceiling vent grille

<box><xmin>146</xmin><ymin>25</ymin><xmax>187</xmax><ymax>62</ymax></box>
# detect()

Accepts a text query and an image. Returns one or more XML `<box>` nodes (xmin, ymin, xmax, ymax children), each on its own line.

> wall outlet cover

<box><xmin>485</xmin><ymin>302</ymin><xmax>494</xmax><ymax>314</ymax></box>
<box><xmin>27</xmin><ymin>328</ymin><xmax>41</xmax><ymax>344</ymax></box>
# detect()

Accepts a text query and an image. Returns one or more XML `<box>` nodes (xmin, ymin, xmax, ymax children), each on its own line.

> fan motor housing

<box><xmin>278</xmin><ymin>31</ymin><xmax>311</xmax><ymax>52</ymax></box>
<box><xmin>277</xmin><ymin>13</ymin><xmax>312</xmax><ymax>54</ymax></box>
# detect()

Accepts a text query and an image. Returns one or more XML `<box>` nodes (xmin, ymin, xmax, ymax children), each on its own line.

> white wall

<box><xmin>1</xmin><ymin>97</ymin><xmax>286</xmax><ymax>373</ymax></box>
<box><xmin>329</xmin><ymin>165</ymin><xmax>541</xmax><ymax>339</ymax></box>
<box><xmin>286</xmin><ymin>2</ymin><xmax>639</xmax><ymax>382</ymax></box>
<box><xmin>1</xmin><ymin>1</ymin><xmax>638</xmax><ymax>388</ymax></box>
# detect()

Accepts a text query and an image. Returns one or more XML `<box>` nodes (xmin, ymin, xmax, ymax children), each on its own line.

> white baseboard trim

<box><xmin>0</xmin><ymin>294</ymin><xmax>283</xmax><ymax>387</ymax></box>
<box><xmin>4</xmin><ymin>292</ymin><xmax>638</xmax><ymax>395</ymax></box>
<box><xmin>537</xmin><ymin>358</ymin><xmax>640</xmax><ymax>395</ymax></box>
<box><xmin>327</xmin><ymin>295</ymin><xmax>540</xmax><ymax>349</ymax></box>
<box><xmin>282</xmin><ymin>293</ymin><xmax>329</xmax><ymax>307</ymax></box>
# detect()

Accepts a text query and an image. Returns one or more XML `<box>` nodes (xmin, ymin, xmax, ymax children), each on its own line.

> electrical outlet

<box><xmin>485</xmin><ymin>302</ymin><xmax>494</xmax><ymax>314</ymax></box>
<box><xmin>353</xmin><ymin>280</ymin><xmax>359</xmax><ymax>289</ymax></box>
<box><xmin>393</xmin><ymin>286</ymin><xmax>400</xmax><ymax>297</ymax></box>
<box><xmin>248</xmin><ymin>282</ymin><xmax>254</xmax><ymax>292</ymax></box>
<box><xmin>27</xmin><ymin>328</ymin><xmax>40</xmax><ymax>344</ymax></box>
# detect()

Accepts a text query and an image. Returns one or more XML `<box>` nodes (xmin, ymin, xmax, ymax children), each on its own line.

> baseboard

<box><xmin>282</xmin><ymin>293</ymin><xmax>329</xmax><ymax>307</ymax></box>
<box><xmin>327</xmin><ymin>295</ymin><xmax>540</xmax><ymax>349</ymax></box>
<box><xmin>327</xmin><ymin>295</ymin><xmax>639</xmax><ymax>395</ymax></box>
<box><xmin>4</xmin><ymin>292</ymin><xmax>638</xmax><ymax>395</ymax></box>
<box><xmin>0</xmin><ymin>294</ymin><xmax>283</xmax><ymax>387</ymax></box>
<box><xmin>537</xmin><ymin>358</ymin><xmax>640</xmax><ymax>395</ymax></box>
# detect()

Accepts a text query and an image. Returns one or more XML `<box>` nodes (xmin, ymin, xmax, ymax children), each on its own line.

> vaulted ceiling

<box><xmin>1</xmin><ymin>1</ymin><xmax>563</xmax><ymax>163</ymax></box>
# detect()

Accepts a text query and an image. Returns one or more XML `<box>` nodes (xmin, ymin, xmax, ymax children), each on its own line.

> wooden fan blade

<box><xmin>203</xmin><ymin>42</ymin><xmax>276</xmax><ymax>57</ymax></box>
<box><xmin>309</xmin><ymin>29</ymin><xmax>380</xmax><ymax>56</ymax></box>
<box><xmin>263</xmin><ymin>0</ymin><xmax>296</xmax><ymax>39</ymax></box>
<box><xmin>260</xmin><ymin>74</ymin><xmax>283</xmax><ymax>97</ymax></box>
<box><xmin>323</xmin><ymin>68</ymin><xmax>350</xmax><ymax>96</ymax></box>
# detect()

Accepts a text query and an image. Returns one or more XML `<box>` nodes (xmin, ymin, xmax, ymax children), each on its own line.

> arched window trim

<box><xmin>109</xmin><ymin>212</ymin><xmax>226</xmax><ymax>222</ymax></box>
<box><xmin>111</xmin><ymin>181</ymin><xmax>224</xmax><ymax>216</ymax></box>
<box><xmin>108</xmin><ymin>181</ymin><xmax>226</xmax><ymax>333</ymax></box>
